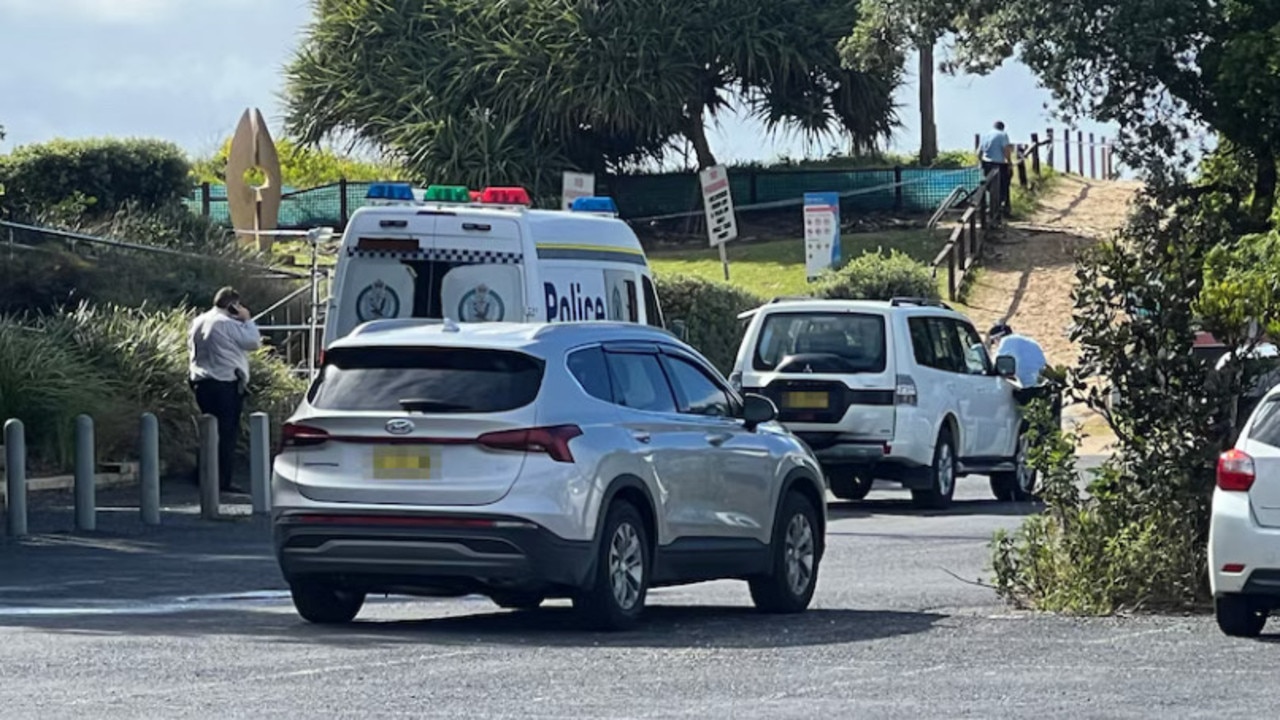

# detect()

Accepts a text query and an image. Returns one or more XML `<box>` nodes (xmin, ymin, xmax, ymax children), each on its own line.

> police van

<box><xmin>321</xmin><ymin>183</ymin><xmax>664</xmax><ymax>347</ymax></box>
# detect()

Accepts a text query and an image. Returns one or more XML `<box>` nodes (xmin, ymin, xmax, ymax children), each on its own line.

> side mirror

<box><xmin>742</xmin><ymin>393</ymin><xmax>778</xmax><ymax>430</ymax></box>
<box><xmin>995</xmin><ymin>354</ymin><xmax>1017</xmax><ymax>378</ymax></box>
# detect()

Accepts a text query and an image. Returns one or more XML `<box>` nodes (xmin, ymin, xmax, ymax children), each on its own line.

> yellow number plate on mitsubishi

<box><xmin>372</xmin><ymin>446</ymin><xmax>435</xmax><ymax>480</ymax></box>
<box><xmin>784</xmin><ymin>391</ymin><xmax>829</xmax><ymax>410</ymax></box>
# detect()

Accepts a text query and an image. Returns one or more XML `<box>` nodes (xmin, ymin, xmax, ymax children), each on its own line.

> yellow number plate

<box><xmin>372</xmin><ymin>446</ymin><xmax>435</xmax><ymax>480</ymax></box>
<box><xmin>784</xmin><ymin>391</ymin><xmax>829</xmax><ymax>409</ymax></box>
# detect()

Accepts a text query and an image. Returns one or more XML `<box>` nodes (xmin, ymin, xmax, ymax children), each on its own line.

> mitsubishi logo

<box><xmin>803</xmin><ymin>364</ymin><xmax>813</xmax><ymax>373</ymax></box>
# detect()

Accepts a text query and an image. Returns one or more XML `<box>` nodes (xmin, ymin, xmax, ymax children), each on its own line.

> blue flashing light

<box><xmin>366</xmin><ymin>182</ymin><xmax>415</xmax><ymax>201</ymax></box>
<box><xmin>570</xmin><ymin>196</ymin><xmax>619</xmax><ymax>214</ymax></box>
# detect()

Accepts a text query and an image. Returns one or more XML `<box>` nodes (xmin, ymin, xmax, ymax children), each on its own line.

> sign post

<box><xmin>562</xmin><ymin>171</ymin><xmax>596</xmax><ymax>210</ymax></box>
<box><xmin>803</xmin><ymin>192</ymin><xmax>841</xmax><ymax>281</ymax></box>
<box><xmin>698</xmin><ymin>164</ymin><xmax>738</xmax><ymax>281</ymax></box>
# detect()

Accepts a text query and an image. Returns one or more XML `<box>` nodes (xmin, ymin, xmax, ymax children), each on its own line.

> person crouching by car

<box><xmin>988</xmin><ymin>323</ymin><xmax>1059</xmax><ymax>425</ymax></box>
<box><xmin>188</xmin><ymin>287</ymin><xmax>262</xmax><ymax>494</ymax></box>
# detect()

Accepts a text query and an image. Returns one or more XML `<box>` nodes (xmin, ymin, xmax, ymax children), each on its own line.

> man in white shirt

<box><xmin>189</xmin><ymin>287</ymin><xmax>262</xmax><ymax>493</ymax></box>
<box><xmin>988</xmin><ymin>323</ymin><xmax>1047</xmax><ymax>387</ymax></box>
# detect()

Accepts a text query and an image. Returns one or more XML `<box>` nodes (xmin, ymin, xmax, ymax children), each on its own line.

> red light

<box><xmin>479</xmin><ymin>186</ymin><xmax>531</xmax><ymax>206</ymax></box>
<box><xmin>468</xmin><ymin>190</ymin><xmax>482</xmax><ymax>202</ymax></box>
<box><xmin>1222</xmin><ymin>563</ymin><xmax>1246</xmax><ymax>573</ymax></box>
<box><xmin>477</xmin><ymin>425</ymin><xmax>583</xmax><ymax>463</ymax></box>
<box><xmin>281</xmin><ymin>422</ymin><xmax>330</xmax><ymax>449</ymax></box>
<box><xmin>1217</xmin><ymin>449</ymin><xmax>1256</xmax><ymax>491</ymax></box>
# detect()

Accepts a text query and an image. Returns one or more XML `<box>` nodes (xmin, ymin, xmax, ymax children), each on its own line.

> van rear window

<box><xmin>309</xmin><ymin>347</ymin><xmax>545</xmax><ymax>413</ymax></box>
<box><xmin>753</xmin><ymin>312</ymin><xmax>887</xmax><ymax>373</ymax></box>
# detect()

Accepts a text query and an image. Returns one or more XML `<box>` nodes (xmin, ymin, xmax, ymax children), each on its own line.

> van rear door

<box><xmin>331</xmin><ymin>214</ymin><xmax>437</xmax><ymax>341</ymax></box>
<box><xmin>431</xmin><ymin>215</ymin><xmax>526</xmax><ymax>322</ymax></box>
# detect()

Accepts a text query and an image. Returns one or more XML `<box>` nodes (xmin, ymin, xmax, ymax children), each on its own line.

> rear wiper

<box><xmin>398</xmin><ymin>398</ymin><xmax>474</xmax><ymax>413</ymax></box>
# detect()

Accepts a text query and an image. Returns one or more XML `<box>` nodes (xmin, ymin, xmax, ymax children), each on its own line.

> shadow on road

<box><xmin>827</xmin><ymin>498</ymin><xmax>1043</xmax><ymax>520</ymax></box>
<box><xmin>0</xmin><ymin>604</ymin><xmax>945</xmax><ymax>650</ymax></box>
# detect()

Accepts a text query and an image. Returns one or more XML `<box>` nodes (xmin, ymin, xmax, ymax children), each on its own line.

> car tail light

<box><xmin>477</xmin><ymin>425</ymin><xmax>583</xmax><ymax>463</ymax></box>
<box><xmin>1217</xmin><ymin>449</ymin><xmax>1256</xmax><ymax>492</ymax></box>
<box><xmin>895</xmin><ymin>374</ymin><xmax>918</xmax><ymax>406</ymax></box>
<box><xmin>281</xmin><ymin>422</ymin><xmax>330</xmax><ymax>449</ymax></box>
<box><xmin>1222</xmin><ymin>563</ymin><xmax>1246</xmax><ymax>573</ymax></box>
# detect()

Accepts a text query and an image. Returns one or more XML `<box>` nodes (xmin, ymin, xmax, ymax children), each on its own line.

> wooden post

<box><xmin>1046</xmin><ymin>128</ymin><xmax>1055</xmax><ymax>169</ymax></box>
<box><xmin>1089</xmin><ymin>133</ymin><xmax>1097</xmax><ymax>179</ymax></box>
<box><xmin>1077</xmin><ymin>131</ymin><xmax>1085</xmax><ymax>177</ymax></box>
<box><xmin>201</xmin><ymin>182</ymin><xmax>211</xmax><ymax>217</ymax></box>
<box><xmin>1030</xmin><ymin>133</ymin><xmax>1042</xmax><ymax>175</ymax></box>
<box><xmin>893</xmin><ymin>166</ymin><xmax>904</xmax><ymax>211</ymax></box>
<box><xmin>974</xmin><ymin>133</ymin><xmax>981</xmax><ymax>152</ymax></box>
<box><xmin>339</xmin><ymin>177</ymin><xmax>349</xmax><ymax>226</ymax></box>
<box><xmin>969</xmin><ymin>211</ymin><xmax>979</xmax><ymax>260</ymax></box>
<box><xmin>948</xmin><ymin>250</ymin><xmax>957</xmax><ymax>301</ymax></box>
<box><xmin>1102</xmin><ymin>138</ymin><xmax>1111</xmax><ymax>178</ymax></box>
<box><xmin>1017</xmin><ymin>156</ymin><xmax>1029</xmax><ymax>188</ymax></box>
<box><xmin>957</xmin><ymin>226</ymin><xmax>968</xmax><ymax>271</ymax></box>
<box><xmin>1064</xmin><ymin>130</ymin><xmax>1072</xmax><ymax>174</ymax></box>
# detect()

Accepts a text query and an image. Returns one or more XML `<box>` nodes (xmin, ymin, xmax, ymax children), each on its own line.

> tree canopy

<box><xmin>284</xmin><ymin>0</ymin><xmax>901</xmax><ymax>193</ymax></box>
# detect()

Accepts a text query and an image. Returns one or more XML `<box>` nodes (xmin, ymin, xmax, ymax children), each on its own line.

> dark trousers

<box><xmin>193</xmin><ymin>379</ymin><xmax>242</xmax><ymax>490</ymax></box>
<box><xmin>982</xmin><ymin>161</ymin><xmax>1013</xmax><ymax>216</ymax></box>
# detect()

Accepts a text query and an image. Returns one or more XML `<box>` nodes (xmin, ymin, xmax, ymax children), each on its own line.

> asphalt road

<box><xmin>1</xmin><ymin>466</ymin><xmax>1275</xmax><ymax>719</ymax></box>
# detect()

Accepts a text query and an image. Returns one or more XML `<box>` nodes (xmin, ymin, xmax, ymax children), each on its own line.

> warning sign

<box><xmin>698</xmin><ymin>165</ymin><xmax>739</xmax><ymax>247</ymax></box>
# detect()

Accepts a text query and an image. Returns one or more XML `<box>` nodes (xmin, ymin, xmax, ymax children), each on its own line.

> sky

<box><xmin>0</xmin><ymin>0</ymin><xmax>1123</xmax><ymax>172</ymax></box>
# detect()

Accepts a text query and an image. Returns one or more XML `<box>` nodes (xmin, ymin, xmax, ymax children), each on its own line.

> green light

<box><xmin>424</xmin><ymin>185</ymin><xmax>471</xmax><ymax>203</ymax></box>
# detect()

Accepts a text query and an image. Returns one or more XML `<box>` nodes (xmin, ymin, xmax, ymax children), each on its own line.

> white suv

<box><xmin>730</xmin><ymin>297</ymin><xmax>1030</xmax><ymax>509</ymax></box>
<box><xmin>272</xmin><ymin>320</ymin><xmax>827</xmax><ymax>630</ymax></box>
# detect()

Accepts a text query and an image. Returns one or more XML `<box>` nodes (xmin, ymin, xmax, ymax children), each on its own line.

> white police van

<box><xmin>321</xmin><ymin>183</ymin><xmax>664</xmax><ymax>348</ymax></box>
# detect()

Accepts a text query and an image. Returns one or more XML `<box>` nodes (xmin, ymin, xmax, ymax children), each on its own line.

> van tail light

<box><xmin>478</xmin><ymin>425</ymin><xmax>583</xmax><ymax>463</ymax></box>
<box><xmin>281</xmin><ymin>422</ymin><xmax>331</xmax><ymax>450</ymax></box>
<box><xmin>1217</xmin><ymin>449</ymin><xmax>1256</xmax><ymax>491</ymax></box>
<box><xmin>895</xmin><ymin>374</ymin><xmax>918</xmax><ymax>406</ymax></box>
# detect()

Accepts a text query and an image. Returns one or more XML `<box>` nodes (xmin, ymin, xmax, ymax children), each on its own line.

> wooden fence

<box><xmin>975</xmin><ymin>127</ymin><xmax>1117</xmax><ymax>179</ymax></box>
<box><xmin>934</xmin><ymin>135</ymin><xmax>1056</xmax><ymax>301</ymax></box>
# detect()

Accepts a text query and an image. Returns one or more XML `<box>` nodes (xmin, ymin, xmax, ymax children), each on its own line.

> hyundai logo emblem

<box><xmin>385</xmin><ymin>419</ymin><xmax>415</xmax><ymax>435</ymax></box>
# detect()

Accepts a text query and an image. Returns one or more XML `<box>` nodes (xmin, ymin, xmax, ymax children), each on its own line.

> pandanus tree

<box><xmin>284</xmin><ymin>0</ymin><xmax>901</xmax><ymax>192</ymax></box>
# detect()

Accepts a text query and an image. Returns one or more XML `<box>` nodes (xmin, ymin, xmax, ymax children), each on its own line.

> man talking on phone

<box><xmin>189</xmin><ymin>287</ymin><xmax>262</xmax><ymax>494</ymax></box>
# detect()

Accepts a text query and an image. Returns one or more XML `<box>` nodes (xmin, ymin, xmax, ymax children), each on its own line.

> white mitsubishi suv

<box><xmin>272</xmin><ymin>320</ymin><xmax>827</xmax><ymax>630</ymax></box>
<box><xmin>730</xmin><ymin>297</ymin><xmax>1032</xmax><ymax>509</ymax></box>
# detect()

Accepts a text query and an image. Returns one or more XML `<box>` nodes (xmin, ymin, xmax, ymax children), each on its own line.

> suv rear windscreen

<box><xmin>754</xmin><ymin>312</ymin><xmax>887</xmax><ymax>373</ymax></box>
<box><xmin>309</xmin><ymin>347</ymin><xmax>545</xmax><ymax>413</ymax></box>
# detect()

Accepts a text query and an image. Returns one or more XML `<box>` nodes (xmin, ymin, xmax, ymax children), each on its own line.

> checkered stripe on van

<box><xmin>346</xmin><ymin>248</ymin><xmax>523</xmax><ymax>264</ymax></box>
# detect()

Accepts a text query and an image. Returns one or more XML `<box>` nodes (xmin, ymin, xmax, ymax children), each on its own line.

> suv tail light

<box><xmin>281</xmin><ymin>422</ymin><xmax>330</xmax><ymax>450</ymax></box>
<box><xmin>894</xmin><ymin>374</ymin><xmax>918</xmax><ymax>406</ymax></box>
<box><xmin>478</xmin><ymin>425</ymin><xmax>583</xmax><ymax>463</ymax></box>
<box><xmin>1217</xmin><ymin>449</ymin><xmax>1256</xmax><ymax>492</ymax></box>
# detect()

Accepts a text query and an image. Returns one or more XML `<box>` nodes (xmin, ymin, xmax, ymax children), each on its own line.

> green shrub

<box><xmin>0</xmin><ymin>317</ymin><xmax>114</xmax><ymax>472</ymax></box>
<box><xmin>814</xmin><ymin>250</ymin><xmax>940</xmax><ymax>301</ymax></box>
<box><xmin>0</xmin><ymin>138</ymin><xmax>192</xmax><ymax>218</ymax></box>
<box><xmin>654</xmin><ymin>274</ymin><xmax>765</xmax><ymax>373</ymax></box>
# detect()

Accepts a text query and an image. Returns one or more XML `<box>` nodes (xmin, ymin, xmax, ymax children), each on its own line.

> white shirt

<box><xmin>994</xmin><ymin>334</ymin><xmax>1047</xmax><ymax>387</ymax></box>
<box><xmin>188</xmin><ymin>308</ymin><xmax>263</xmax><ymax>383</ymax></box>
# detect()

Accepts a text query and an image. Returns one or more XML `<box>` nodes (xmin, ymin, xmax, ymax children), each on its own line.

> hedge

<box><xmin>815</xmin><ymin>249</ymin><xmax>940</xmax><ymax>301</ymax></box>
<box><xmin>655</xmin><ymin>274</ymin><xmax>766</xmax><ymax>373</ymax></box>
<box><xmin>0</xmin><ymin>137</ymin><xmax>192</xmax><ymax>218</ymax></box>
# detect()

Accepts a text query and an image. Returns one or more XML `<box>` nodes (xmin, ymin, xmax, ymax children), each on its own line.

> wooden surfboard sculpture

<box><xmin>225</xmin><ymin>108</ymin><xmax>283</xmax><ymax>252</ymax></box>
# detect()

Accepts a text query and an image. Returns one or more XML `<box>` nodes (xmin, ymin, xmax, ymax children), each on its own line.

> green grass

<box><xmin>648</xmin><ymin>229</ymin><xmax>945</xmax><ymax>298</ymax></box>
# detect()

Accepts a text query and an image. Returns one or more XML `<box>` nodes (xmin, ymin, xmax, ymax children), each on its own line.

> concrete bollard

<box><xmin>140</xmin><ymin>413</ymin><xmax>160</xmax><ymax>526</ymax></box>
<box><xmin>249</xmin><ymin>412</ymin><xmax>271</xmax><ymax>516</ymax></box>
<box><xmin>5</xmin><ymin>419</ymin><xmax>27</xmax><ymax>537</ymax></box>
<box><xmin>197</xmin><ymin>414</ymin><xmax>220</xmax><ymax>520</ymax></box>
<box><xmin>74</xmin><ymin>414</ymin><xmax>96</xmax><ymax>532</ymax></box>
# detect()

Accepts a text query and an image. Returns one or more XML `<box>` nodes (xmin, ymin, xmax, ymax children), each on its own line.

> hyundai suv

<box><xmin>272</xmin><ymin>320</ymin><xmax>827</xmax><ymax>630</ymax></box>
<box><xmin>730</xmin><ymin>298</ymin><xmax>1030</xmax><ymax>509</ymax></box>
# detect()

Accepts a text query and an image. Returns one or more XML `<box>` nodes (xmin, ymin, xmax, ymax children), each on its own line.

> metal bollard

<box><xmin>249</xmin><ymin>412</ymin><xmax>271</xmax><ymax>516</ymax></box>
<box><xmin>74</xmin><ymin>414</ymin><xmax>96</xmax><ymax>531</ymax></box>
<box><xmin>140</xmin><ymin>413</ymin><xmax>160</xmax><ymax>526</ymax></box>
<box><xmin>5</xmin><ymin>419</ymin><xmax>27</xmax><ymax>537</ymax></box>
<box><xmin>197</xmin><ymin>414</ymin><xmax>220</xmax><ymax>520</ymax></box>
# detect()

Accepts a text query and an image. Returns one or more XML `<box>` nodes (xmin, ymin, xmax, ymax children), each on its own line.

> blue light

<box><xmin>366</xmin><ymin>182</ymin><xmax>414</xmax><ymax>201</ymax></box>
<box><xmin>570</xmin><ymin>196</ymin><xmax>618</xmax><ymax>214</ymax></box>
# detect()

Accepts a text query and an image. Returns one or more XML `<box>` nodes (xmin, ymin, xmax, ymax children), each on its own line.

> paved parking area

<box><xmin>0</xmin><ymin>472</ymin><xmax>1273</xmax><ymax>719</ymax></box>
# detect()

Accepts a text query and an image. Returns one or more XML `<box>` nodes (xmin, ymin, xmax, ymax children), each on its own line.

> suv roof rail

<box><xmin>768</xmin><ymin>295</ymin><xmax>813</xmax><ymax>304</ymax></box>
<box><xmin>890</xmin><ymin>296</ymin><xmax>952</xmax><ymax>310</ymax></box>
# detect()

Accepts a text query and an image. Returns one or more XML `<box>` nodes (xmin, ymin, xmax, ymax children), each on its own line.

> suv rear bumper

<box><xmin>795</xmin><ymin>434</ymin><xmax>933</xmax><ymax>488</ymax></box>
<box><xmin>273</xmin><ymin>511</ymin><xmax>595</xmax><ymax>594</ymax></box>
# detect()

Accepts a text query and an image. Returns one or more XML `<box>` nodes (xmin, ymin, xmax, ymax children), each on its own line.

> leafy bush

<box><xmin>0</xmin><ymin>138</ymin><xmax>192</xmax><ymax>218</ymax></box>
<box><xmin>0</xmin><ymin>304</ymin><xmax>306</xmax><ymax>476</ymax></box>
<box><xmin>654</xmin><ymin>274</ymin><xmax>765</xmax><ymax>373</ymax></box>
<box><xmin>190</xmin><ymin>137</ymin><xmax>407</xmax><ymax>188</ymax></box>
<box><xmin>814</xmin><ymin>250</ymin><xmax>940</xmax><ymax>301</ymax></box>
<box><xmin>991</xmin><ymin>185</ymin><xmax>1251</xmax><ymax>613</ymax></box>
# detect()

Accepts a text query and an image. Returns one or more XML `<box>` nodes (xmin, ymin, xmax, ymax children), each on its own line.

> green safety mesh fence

<box><xmin>184</xmin><ymin>166</ymin><xmax>981</xmax><ymax>227</ymax></box>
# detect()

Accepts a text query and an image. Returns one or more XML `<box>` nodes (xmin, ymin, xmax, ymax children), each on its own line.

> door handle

<box><xmin>631</xmin><ymin>431</ymin><xmax>652</xmax><ymax>444</ymax></box>
<box><xmin>705</xmin><ymin>432</ymin><xmax>732</xmax><ymax>447</ymax></box>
